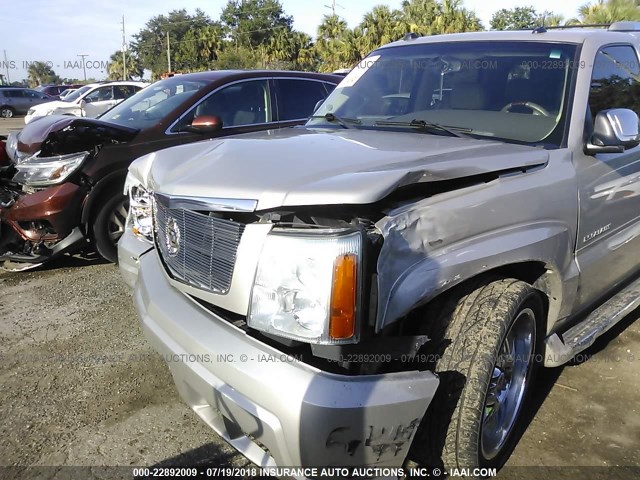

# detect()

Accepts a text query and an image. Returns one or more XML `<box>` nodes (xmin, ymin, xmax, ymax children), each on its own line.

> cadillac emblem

<box><xmin>165</xmin><ymin>216</ymin><xmax>181</xmax><ymax>257</ymax></box>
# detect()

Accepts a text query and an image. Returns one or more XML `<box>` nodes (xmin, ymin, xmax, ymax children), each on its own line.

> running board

<box><xmin>544</xmin><ymin>277</ymin><xmax>640</xmax><ymax>367</ymax></box>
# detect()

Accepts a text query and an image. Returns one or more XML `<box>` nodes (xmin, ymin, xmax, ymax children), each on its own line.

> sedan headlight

<box><xmin>124</xmin><ymin>175</ymin><xmax>154</xmax><ymax>243</ymax></box>
<box><xmin>12</xmin><ymin>151</ymin><xmax>89</xmax><ymax>186</ymax></box>
<box><xmin>248</xmin><ymin>229</ymin><xmax>361</xmax><ymax>344</ymax></box>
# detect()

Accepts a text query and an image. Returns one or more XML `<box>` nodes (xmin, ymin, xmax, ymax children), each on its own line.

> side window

<box><xmin>589</xmin><ymin>45</ymin><xmax>640</xmax><ymax>119</ymax></box>
<box><xmin>24</xmin><ymin>90</ymin><xmax>40</xmax><ymax>99</ymax></box>
<box><xmin>85</xmin><ymin>86</ymin><xmax>113</xmax><ymax>102</ymax></box>
<box><xmin>174</xmin><ymin>79</ymin><xmax>270</xmax><ymax>131</ymax></box>
<box><xmin>276</xmin><ymin>79</ymin><xmax>329</xmax><ymax>120</ymax></box>
<box><xmin>7</xmin><ymin>90</ymin><xmax>24</xmax><ymax>98</ymax></box>
<box><xmin>114</xmin><ymin>85</ymin><xmax>136</xmax><ymax>100</ymax></box>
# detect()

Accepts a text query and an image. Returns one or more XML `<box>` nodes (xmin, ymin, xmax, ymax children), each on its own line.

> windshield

<box><xmin>63</xmin><ymin>85</ymin><xmax>92</xmax><ymax>103</ymax></box>
<box><xmin>100</xmin><ymin>76</ymin><xmax>208</xmax><ymax>129</ymax></box>
<box><xmin>310</xmin><ymin>41</ymin><xmax>578</xmax><ymax>147</ymax></box>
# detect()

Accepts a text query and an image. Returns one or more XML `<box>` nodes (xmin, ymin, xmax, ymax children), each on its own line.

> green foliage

<box><xmin>576</xmin><ymin>0</ymin><xmax>640</xmax><ymax>23</ymax></box>
<box><xmin>27</xmin><ymin>61</ymin><xmax>61</xmax><ymax>87</ymax></box>
<box><xmin>126</xmin><ymin>0</ymin><xmax>640</xmax><ymax>78</ymax></box>
<box><xmin>131</xmin><ymin>9</ymin><xmax>216</xmax><ymax>78</ymax></box>
<box><xmin>108</xmin><ymin>50</ymin><xmax>144</xmax><ymax>80</ymax></box>
<box><xmin>490</xmin><ymin>6</ymin><xmax>565</xmax><ymax>30</ymax></box>
<box><xmin>490</xmin><ymin>6</ymin><xmax>539</xmax><ymax>30</ymax></box>
<box><xmin>220</xmin><ymin>0</ymin><xmax>293</xmax><ymax>48</ymax></box>
<box><xmin>213</xmin><ymin>47</ymin><xmax>260</xmax><ymax>70</ymax></box>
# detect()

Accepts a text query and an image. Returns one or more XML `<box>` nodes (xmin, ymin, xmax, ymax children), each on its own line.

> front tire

<box><xmin>414</xmin><ymin>279</ymin><xmax>543</xmax><ymax>472</ymax></box>
<box><xmin>0</xmin><ymin>106</ymin><xmax>15</xmax><ymax>118</ymax></box>
<box><xmin>92</xmin><ymin>193</ymin><xmax>129</xmax><ymax>263</ymax></box>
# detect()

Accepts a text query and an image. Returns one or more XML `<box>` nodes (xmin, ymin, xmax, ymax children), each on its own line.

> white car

<box><xmin>24</xmin><ymin>81</ymin><xmax>147</xmax><ymax>124</ymax></box>
<box><xmin>58</xmin><ymin>88</ymin><xmax>78</xmax><ymax>99</ymax></box>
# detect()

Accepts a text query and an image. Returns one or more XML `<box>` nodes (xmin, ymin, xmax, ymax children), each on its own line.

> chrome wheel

<box><xmin>481</xmin><ymin>307</ymin><xmax>536</xmax><ymax>460</ymax></box>
<box><xmin>107</xmin><ymin>199</ymin><xmax>128</xmax><ymax>244</ymax></box>
<box><xmin>0</xmin><ymin>107</ymin><xmax>14</xmax><ymax>118</ymax></box>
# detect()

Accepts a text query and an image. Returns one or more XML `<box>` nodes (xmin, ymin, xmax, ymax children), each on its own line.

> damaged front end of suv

<box><xmin>0</xmin><ymin>117</ymin><xmax>138</xmax><ymax>270</ymax></box>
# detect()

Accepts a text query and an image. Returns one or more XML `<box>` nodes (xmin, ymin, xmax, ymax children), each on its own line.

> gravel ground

<box><xmin>1</xmin><ymin>118</ymin><xmax>639</xmax><ymax>479</ymax></box>
<box><xmin>0</xmin><ymin>256</ymin><xmax>638</xmax><ymax>480</ymax></box>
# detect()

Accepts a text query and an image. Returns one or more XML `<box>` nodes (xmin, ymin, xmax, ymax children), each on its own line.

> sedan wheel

<box><xmin>0</xmin><ymin>107</ymin><xmax>15</xmax><ymax>118</ymax></box>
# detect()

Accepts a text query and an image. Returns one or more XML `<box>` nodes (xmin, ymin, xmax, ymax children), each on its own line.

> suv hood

<box><xmin>11</xmin><ymin>115</ymin><xmax>139</xmax><ymax>159</ymax></box>
<box><xmin>148</xmin><ymin>127</ymin><xmax>549</xmax><ymax>210</ymax></box>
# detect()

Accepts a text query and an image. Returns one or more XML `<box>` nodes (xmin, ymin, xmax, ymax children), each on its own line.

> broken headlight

<box><xmin>12</xmin><ymin>151</ymin><xmax>89</xmax><ymax>186</ymax></box>
<box><xmin>248</xmin><ymin>229</ymin><xmax>361</xmax><ymax>345</ymax></box>
<box><xmin>124</xmin><ymin>174</ymin><xmax>154</xmax><ymax>243</ymax></box>
<box><xmin>5</xmin><ymin>132</ymin><xmax>18</xmax><ymax>163</ymax></box>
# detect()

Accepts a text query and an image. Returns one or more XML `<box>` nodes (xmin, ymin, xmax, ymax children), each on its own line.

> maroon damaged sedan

<box><xmin>0</xmin><ymin>70</ymin><xmax>341</xmax><ymax>269</ymax></box>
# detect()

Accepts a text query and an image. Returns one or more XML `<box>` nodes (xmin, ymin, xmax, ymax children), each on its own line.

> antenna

<box><xmin>324</xmin><ymin>0</ymin><xmax>343</xmax><ymax>16</ymax></box>
<box><xmin>121</xmin><ymin>15</ymin><xmax>127</xmax><ymax>80</ymax></box>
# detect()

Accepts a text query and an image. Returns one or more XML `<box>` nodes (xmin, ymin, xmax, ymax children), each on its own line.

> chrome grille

<box><xmin>154</xmin><ymin>198</ymin><xmax>244</xmax><ymax>294</ymax></box>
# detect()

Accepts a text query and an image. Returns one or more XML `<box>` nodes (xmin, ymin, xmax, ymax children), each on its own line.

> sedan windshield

<box><xmin>100</xmin><ymin>77</ymin><xmax>208</xmax><ymax>129</ymax></box>
<box><xmin>63</xmin><ymin>85</ymin><xmax>91</xmax><ymax>103</ymax></box>
<box><xmin>310</xmin><ymin>41</ymin><xmax>578</xmax><ymax>147</ymax></box>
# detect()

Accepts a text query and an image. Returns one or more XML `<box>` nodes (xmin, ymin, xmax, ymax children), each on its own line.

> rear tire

<box><xmin>0</xmin><ymin>106</ymin><xmax>15</xmax><ymax>118</ymax></box>
<box><xmin>412</xmin><ymin>279</ymin><xmax>543</xmax><ymax>472</ymax></box>
<box><xmin>92</xmin><ymin>193</ymin><xmax>129</xmax><ymax>263</ymax></box>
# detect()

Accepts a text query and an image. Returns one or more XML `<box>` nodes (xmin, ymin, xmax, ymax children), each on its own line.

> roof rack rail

<box><xmin>528</xmin><ymin>22</ymin><xmax>640</xmax><ymax>32</ymax></box>
<box><xmin>534</xmin><ymin>23</ymin><xmax>609</xmax><ymax>30</ymax></box>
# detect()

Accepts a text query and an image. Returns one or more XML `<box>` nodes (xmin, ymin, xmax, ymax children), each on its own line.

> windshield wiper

<box><xmin>309</xmin><ymin>113</ymin><xmax>361</xmax><ymax>129</ymax></box>
<box><xmin>374</xmin><ymin>119</ymin><xmax>470</xmax><ymax>138</ymax></box>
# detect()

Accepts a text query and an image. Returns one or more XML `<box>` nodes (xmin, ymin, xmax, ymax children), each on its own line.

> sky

<box><xmin>0</xmin><ymin>0</ymin><xmax>588</xmax><ymax>82</ymax></box>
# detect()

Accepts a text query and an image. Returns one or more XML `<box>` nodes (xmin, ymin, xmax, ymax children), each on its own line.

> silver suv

<box><xmin>120</xmin><ymin>23</ymin><xmax>640</xmax><ymax>475</ymax></box>
<box><xmin>0</xmin><ymin>88</ymin><xmax>52</xmax><ymax>118</ymax></box>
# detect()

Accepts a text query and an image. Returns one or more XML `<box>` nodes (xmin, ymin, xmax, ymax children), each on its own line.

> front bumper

<box><xmin>0</xmin><ymin>182</ymin><xmax>85</xmax><ymax>239</ymax></box>
<box><xmin>0</xmin><ymin>182</ymin><xmax>87</xmax><ymax>265</ymax></box>
<box><xmin>117</xmin><ymin>229</ymin><xmax>152</xmax><ymax>288</ymax></box>
<box><xmin>134</xmin><ymin>250</ymin><xmax>439</xmax><ymax>475</ymax></box>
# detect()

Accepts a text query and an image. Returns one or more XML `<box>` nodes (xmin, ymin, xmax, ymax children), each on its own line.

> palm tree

<box><xmin>27</xmin><ymin>61</ymin><xmax>59</xmax><ymax>87</ymax></box>
<box><xmin>359</xmin><ymin>6</ymin><xmax>404</xmax><ymax>52</ymax></box>
<box><xmin>317</xmin><ymin>14</ymin><xmax>348</xmax><ymax>40</ymax></box>
<box><xmin>400</xmin><ymin>0</ymin><xmax>483</xmax><ymax>35</ymax></box>
<box><xmin>431</xmin><ymin>0</ymin><xmax>483</xmax><ymax>34</ymax></box>
<box><xmin>540</xmin><ymin>12</ymin><xmax>565</xmax><ymax>27</ymax></box>
<box><xmin>267</xmin><ymin>28</ymin><xmax>294</xmax><ymax>62</ymax></box>
<box><xmin>574</xmin><ymin>0</ymin><xmax>640</xmax><ymax>24</ymax></box>
<box><xmin>108</xmin><ymin>50</ymin><xmax>143</xmax><ymax>80</ymax></box>
<box><xmin>198</xmin><ymin>25</ymin><xmax>224</xmax><ymax>61</ymax></box>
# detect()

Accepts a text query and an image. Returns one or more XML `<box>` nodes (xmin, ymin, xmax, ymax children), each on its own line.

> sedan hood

<box><xmin>149</xmin><ymin>128</ymin><xmax>549</xmax><ymax>210</ymax></box>
<box><xmin>13</xmin><ymin>115</ymin><xmax>139</xmax><ymax>157</ymax></box>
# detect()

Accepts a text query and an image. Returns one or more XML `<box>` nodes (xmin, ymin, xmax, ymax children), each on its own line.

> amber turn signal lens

<box><xmin>329</xmin><ymin>254</ymin><xmax>357</xmax><ymax>340</ymax></box>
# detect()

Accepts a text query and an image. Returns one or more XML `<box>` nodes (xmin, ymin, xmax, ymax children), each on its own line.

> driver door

<box><xmin>82</xmin><ymin>86</ymin><xmax>117</xmax><ymax>117</ymax></box>
<box><xmin>574</xmin><ymin>44</ymin><xmax>640</xmax><ymax>308</ymax></box>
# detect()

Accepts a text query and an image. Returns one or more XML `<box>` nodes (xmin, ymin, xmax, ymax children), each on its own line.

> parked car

<box><xmin>24</xmin><ymin>81</ymin><xmax>147</xmax><ymax>123</ymax></box>
<box><xmin>120</xmin><ymin>24</ymin><xmax>640</xmax><ymax>474</ymax></box>
<box><xmin>0</xmin><ymin>88</ymin><xmax>53</xmax><ymax>118</ymax></box>
<box><xmin>0</xmin><ymin>70</ymin><xmax>341</xmax><ymax>270</ymax></box>
<box><xmin>58</xmin><ymin>88</ymin><xmax>78</xmax><ymax>99</ymax></box>
<box><xmin>35</xmin><ymin>84</ymin><xmax>84</xmax><ymax>100</ymax></box>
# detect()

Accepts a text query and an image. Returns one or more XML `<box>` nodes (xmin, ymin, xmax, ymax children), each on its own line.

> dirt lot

<box><xmin>1</xmin><ymin>118</ymin><xmax>639</xmax><ymax>479</ymax></box>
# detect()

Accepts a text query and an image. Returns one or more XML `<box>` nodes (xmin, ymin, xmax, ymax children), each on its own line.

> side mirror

<box><xmin>585</xmin><ymin>108</ymin><xmax>640</xmax><ymax>154</ymax></box>
<box><xmin>313</xmin><ymin>99</ymin><xmax>324</xmax><ymax>114</ymax></box>
<box><xmin>182</xmin><ymin>115</ymin><xmax>223</xmax><ymax>134</ymax></box>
